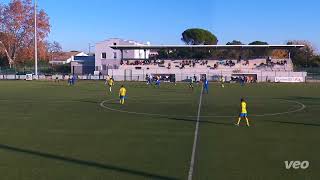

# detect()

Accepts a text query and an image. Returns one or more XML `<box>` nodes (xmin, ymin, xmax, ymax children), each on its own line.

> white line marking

<box><xmin>100</xmin><ymin>99</ymin><xmax>306</xmax><ymax>118</ymax></box>
<box><xmin>199</xmin><ymin>100</ymin><xmax>307</xmax><ymax>118</ymax></box>
<box><xmin>100</xmin><ymin>97</ymin><xmax>308</xmax><ymax>179</ymax></box>
<box><xmin>100</xmin><ymin>98</ymin><xmax>175</xmax><ymax>118</ymax></box>
<box><xmin>187</xmin><ymin>86</ymin><xmax>204</xmax><ymax>180</ymax></box>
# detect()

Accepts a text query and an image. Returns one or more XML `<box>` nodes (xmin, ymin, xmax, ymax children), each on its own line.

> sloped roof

<box><xmin>52</xmin><ymin>51</ymin><xmax>81</xmax><ymax>61</ymax></box>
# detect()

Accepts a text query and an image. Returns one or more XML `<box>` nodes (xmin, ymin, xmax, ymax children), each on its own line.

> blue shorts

<box><xmin>239</xmin><ymin>113</ymin><xmax>248</xmax><ymax>117</ymax></box>
<box><xmin>119</xmin><ymin>96</ymin><xmax>125</xmax><ymax>100</ymax></box>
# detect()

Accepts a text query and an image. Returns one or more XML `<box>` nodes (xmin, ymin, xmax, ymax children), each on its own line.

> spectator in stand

<box><xmin>237</xmin><ymin>56</ymin><xmax>242</xmax><ymax>63</ymax></box>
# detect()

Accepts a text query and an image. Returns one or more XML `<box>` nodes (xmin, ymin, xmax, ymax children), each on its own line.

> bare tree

<box><xmin>47</xmin><ymin>41</ymin><xmax>62</xmax><ymax>61</ymax></box>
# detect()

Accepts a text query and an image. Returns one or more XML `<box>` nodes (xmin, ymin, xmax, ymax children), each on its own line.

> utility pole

<box><xmin>305</xmin><ymin>50</ymin><xmax>308</xmax><ymax>68</ymax></box>
<box><xmin>88</xmin><ymin>43</ymin><xmax>94</xmax><ymax>55</ymax></box>
<box><xmin>34</xmin><ymin>0</ymin><xmax>38</xmax><ymax>77</ymax></box>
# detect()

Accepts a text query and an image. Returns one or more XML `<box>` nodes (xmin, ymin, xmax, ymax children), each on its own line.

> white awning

<box><xmin>110</xmin><ymin>44</ymin><xmax>304</xmax><ymax>50</ymax></box>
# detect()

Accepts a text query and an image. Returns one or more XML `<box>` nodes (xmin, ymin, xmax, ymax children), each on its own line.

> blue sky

<box><xmin>3</xmin><ymin>0</ymin><xmax>320</xmax><ymax>52</ymax></box>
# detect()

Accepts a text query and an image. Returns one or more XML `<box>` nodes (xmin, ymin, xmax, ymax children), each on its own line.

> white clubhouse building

<box><xmin>95</xmin><ymin>38</ymin><xmax>150</xmax><ymax>75</ymax></box>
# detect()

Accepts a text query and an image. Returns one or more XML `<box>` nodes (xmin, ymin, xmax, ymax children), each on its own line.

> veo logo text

<box><xmin>285</xmin><ymin>161</ymin><xmax>309</xmax><ymax>170</ymax></box>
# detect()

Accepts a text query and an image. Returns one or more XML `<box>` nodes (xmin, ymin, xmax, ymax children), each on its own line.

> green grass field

<box><xmin>0</xmin><ymin>80</ymin><xmax>319</xmax><ymax>180</ymax></box>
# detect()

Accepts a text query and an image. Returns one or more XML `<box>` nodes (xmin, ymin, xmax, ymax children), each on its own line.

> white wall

<box><xmin>95</xmin><ymin>38</ymin><xmax>150</xmax><ymax>74</ymax></box>
<box><xmin>104</xmin><ymin>68</ymin><xmax>307</xmax><ymax>82</ymax></box>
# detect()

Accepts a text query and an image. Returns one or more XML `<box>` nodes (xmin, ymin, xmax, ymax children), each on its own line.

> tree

<box><xmin>271</xmin><ymin>49</ymin><xmax>288</xmax><ymax>59</ymax></box>
<box><xmin>157</xmin><ymin>49</ymin><xmax>169</xmax><ymax>59</ymax></box>
<box><xmin>47</xmin><ymin>41</ymin><xmax>62</xmax><ymax>61</ymax></box>
<box><xmin>181</xmin><ymin>28</ymin><xmax>218</xmax><ymax>45</ymax></box>
<box><xmin>0</xmin><ymin>0</ymin><xmax>50</xmax><ymax>67</ymax></box>
<box><xmin>226</xmin><ymin>40</ymin><xmax>243</xmax><ymax>45</ymax></box>
<box><xmin>287</xmin><ymin>40</ymin><xmax>316</xmax><ymax>67</ymax></box>
<box><xmin>48</xmin><ymin>41</ymin><xmax>62</xmax><ymax>53</ymax></box>
<box><xmin>247</xmin><ymin>41</ymin><xmax>269</xmax><ymax>58</ymax></box>
<box><xmin>310</xmin><ymin>55</ymin><xmax>320</xmax><ymax>67</ymax></box>
<box><xmin>224</xmin><ymin>40</ymin><xmax>244</xmax><ymax>59</ymax></box>
<box><xmin>248</xmin><ymin>41</ymin><xmax>268</xmax><ymax>45</ymax></box>
<box><xmin>180</xmin><ymin>28</ymin><xmax>217</xmax><ymax>59</ymax></box>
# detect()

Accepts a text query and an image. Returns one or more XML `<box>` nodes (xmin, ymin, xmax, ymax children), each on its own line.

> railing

<box><xmin>0</xmin><ymin>65</ymin><xmax>71</xmax><ymax>75</ymax></box>
<box><xmin>294</xmin><ymin>67</ymin><xmax>320</xmax><ymax>80</ymax></box>
<box><xmin>0</xmin><ymin>71</ymin><xmax>307</xmax><ymax>83</ymax></box>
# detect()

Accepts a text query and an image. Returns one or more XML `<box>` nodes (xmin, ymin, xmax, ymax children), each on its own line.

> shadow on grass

<box><xmin>264</xmin><ymin>120</ymin><xmax>320</xmax><ymax>127</ymax></box>
<box><xmin>72</xmin><ymin>99</ymin><xmax>100</xmax><ymax>104</ymax></box>
<box><xmin>166</xmin><ymin>117</ymin><xmax>234</xmax><ymax>127</ymax></box>
<box><xmin>0</xmin><ymin>144</ymin><xmax>178</xmax><ymax>180</ymax></box>
<box><xmin>166</xmin><ymin>117</ymin><xmax>320</xmax><ymax>127</ymax></box>
<box><xmin>285</xmin><ymin>96</ymin><xmax>320</xmax><ymax>101</ymax></box>
<box><xmin>275</xmin><ymin>96</ymin><xmax>320</xmax><ymax>105</ymax></box>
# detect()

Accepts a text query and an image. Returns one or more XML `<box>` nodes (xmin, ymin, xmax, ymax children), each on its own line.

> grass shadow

<box><xmin>165</xmin><ymin>117</ymin><xmax>234</xmax><ymax>127</ymax></box>
<box><xmin>265</xmin><ymin>120</ymin><xmax>320</xmax><ymax>127</ymax></box>
<box><xmin>0</xmin><ymin>144</ymin><xmax>178</xmax><ymax>180</ymax></box>
<box><xmin>276</xmin><ymin>96</ymin><xmax>320</xmax><ymax>103</ymax></box>
<box><xmin>72</xmin><ymin>99</ymin><xmax>100</xmax><ymax>104</ymax></box>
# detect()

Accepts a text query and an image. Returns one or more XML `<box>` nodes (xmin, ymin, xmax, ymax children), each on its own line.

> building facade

<box><xmin>71</xmin><ymin>56</ymin><xmax>95</xmax><ymax>75</ymax></box>
<box><xmin>95</xmin><ymin>38</ymin><xmax>150</xmax><ymax>75</ymax></box>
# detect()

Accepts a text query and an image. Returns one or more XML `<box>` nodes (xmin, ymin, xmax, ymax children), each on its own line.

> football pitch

<box><xmin>0</xmin><ymin>80</ymin><xmax>319</xmax><ymax>180</ymax></box>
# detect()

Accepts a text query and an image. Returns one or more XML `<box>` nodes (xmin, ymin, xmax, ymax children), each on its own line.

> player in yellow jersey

<box><xmin>220</xmin><ymin>76</ymin><xmax>225</xmax><ymax>88</ymax></box>
<box><xmin>119</xmin><ymin>85</ymin><xmax>127</xmax><ymax>105</ymax></box>
<box><xmin>106</xmin><ymin>77</ymin><xmax>114</xmax><ymax>93</ymax></box>
<box><xmin>236</xmin><ymin>98</ymin><xmax>250</xmax><ymax>127</ymax></box>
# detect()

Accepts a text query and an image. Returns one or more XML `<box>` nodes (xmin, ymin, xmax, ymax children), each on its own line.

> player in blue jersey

<box><xmin>155</xmin><ymin>76</ymin><xmax>161</xmax><ymax>88</ymax></box>
<box><xmin>203</xmin><ymin>78</ymin><xmax>209</xmax><ymax>94</ymax></box>
<box><xmin>189</xmin><ymin>77</ymin><xmax>194</xmax><ymax>91</ymax></box>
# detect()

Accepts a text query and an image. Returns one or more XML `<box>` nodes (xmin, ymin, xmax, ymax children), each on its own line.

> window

<box><xmin>113</xmin><ymin>52</ymin><xmax>117</xmax><ymax>59</ymax></box>
<box><xmin>102</xmin><ymin>65</ymin><xmax>107</xmax><ymax>71</ymax></box>
<box><xmin>113</xmin><ymin>43</ymin><xmax>117</xmax><ymax>46</ymax></box>
<box><xmin>102</xmin><ymin>53</ymin><xmax>107</xmax><ymax>59</ymax></box>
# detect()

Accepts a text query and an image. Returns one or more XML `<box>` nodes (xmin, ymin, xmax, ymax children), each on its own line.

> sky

<box><xmin>3</xmin><ymin>0</ymin><xmax>320</xmax><ymax>52</ymax></box>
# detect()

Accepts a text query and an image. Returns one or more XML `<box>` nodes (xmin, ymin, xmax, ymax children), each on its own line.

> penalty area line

<box><xmin>187</xmin><ymin>86</ymin><xmax>204</xmax><ymax>180</ymax></box>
